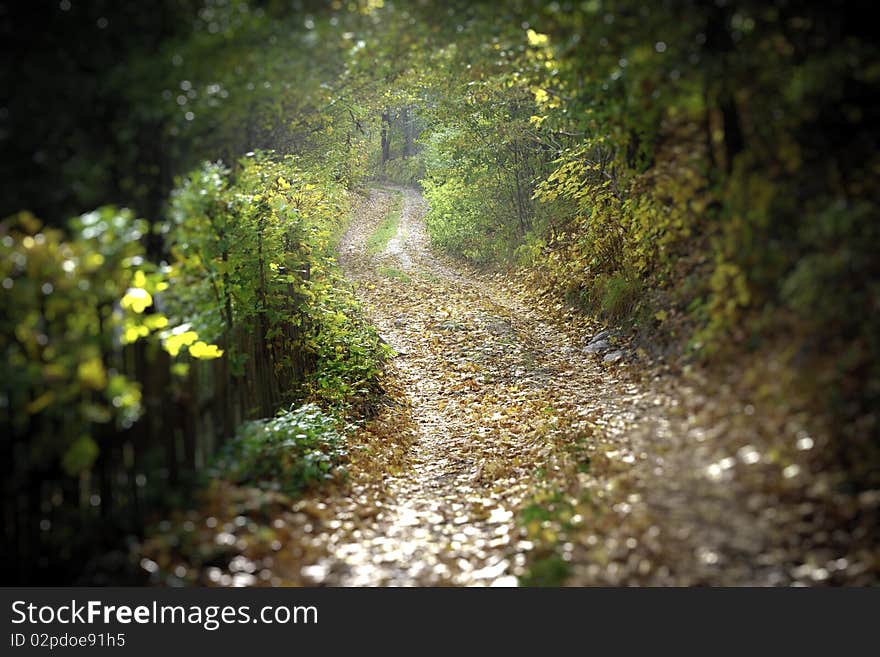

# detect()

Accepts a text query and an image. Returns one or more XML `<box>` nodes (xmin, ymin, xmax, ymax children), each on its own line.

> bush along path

<box><xmin>139</xmin><ymin>187</ymin><xmax>877</xmax><ymax>586</ymax></box>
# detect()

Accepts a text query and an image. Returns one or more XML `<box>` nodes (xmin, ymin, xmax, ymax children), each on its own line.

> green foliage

<box><xmin>163</xmin><ymin>152</ymin><xmax>389</xmax><ymax>411</ymax></box>
<box><xmin>520</xmin><ymin>555</ymin><xmax>570</xmax><ymax>587</ymax></box>
<box><xmin>423</xmin><ymin>175</ymin><xmax>516</xmax><ymax>264</ymax></box>
<box><xmin>210</xmin><ymin>404</ymin><xmax>345</xmax><ymax>495</ymax></box>
<box><xmin>1</xmin><ymin>209</ymin><xmax>158</xmax><ymax>474</ymax></box>
<box><xmin>382</xmin><ymin>155</ymin><xmax>426</xmax><ymax>188</ymax></box>
<box><xmin>420</xmin><ymin>85</ymin><xmax>547</xmax><ymax>264</ymax></box>
<box><xmin>307</xmin><ymin>281</ymin><xmax>392</xmax><ymax>410</ymax></box>
<box><xmin>598</xmin><ymin>274</ymin><xmax>643</xmax><ymax>322</ymax></box>
<box><xmin>518</xmin><ymin>490</ymin><xmax>578</xmax><ymax>586</ymax></box>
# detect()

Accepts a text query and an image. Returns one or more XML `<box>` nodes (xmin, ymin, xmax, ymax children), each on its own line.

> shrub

<box><xmin>598</xmin><ymin>274</ymin><xmax>642</xmax><ymax>322</ymax></box>
<box><xmin>210</xmin><ymin>404</ymin><xmax>345</xmax><ymax>495</ymax></box>
<box><xmin>383</xmin><ymin>155</ymin><xmax>426</xmax><ymax>187</ymax></box>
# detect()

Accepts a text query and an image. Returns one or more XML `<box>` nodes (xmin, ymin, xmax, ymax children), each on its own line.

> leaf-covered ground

<box><xmin>140</xmin><ymin>186</ymin><xmax>877</xmax><ymax>586</ymax></box>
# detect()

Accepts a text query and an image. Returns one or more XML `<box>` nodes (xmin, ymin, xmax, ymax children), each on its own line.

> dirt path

<box><xmin>142</xmin><ymin>186</ymin><xmax>876</xmax><ymax>586</ymax></box>
<box><xmin>301</xmin><ymin>185</ymin><xmax>607</xmax><ymax>585</ymax></box>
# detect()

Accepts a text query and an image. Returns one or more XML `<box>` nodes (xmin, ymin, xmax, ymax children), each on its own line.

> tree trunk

<box><xmin>380</xmin><ymin>109</ymin><xmax>391</xmax><ymax>168</ymax></box>
<box><xmin>720</xmin><ymin>94</ymin><xmax>744</xmax><ymax>170</ymax></box>
<box><xmin>402</xmin><ymin>105</ymin><xmax>414</xmax><ymax>157</ymax></box>
<box><xmin>704</xmin><ymin>3</ymin><xmax>745</xmax><ymax>173</ymax></box>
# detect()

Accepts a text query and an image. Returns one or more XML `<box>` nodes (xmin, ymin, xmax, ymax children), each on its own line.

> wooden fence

<box><xmin>1</xmin><ymin>314</ymin><xmax>310</xmax><ymax>584</ymax></box>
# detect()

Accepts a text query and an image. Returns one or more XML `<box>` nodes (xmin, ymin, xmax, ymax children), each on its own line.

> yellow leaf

<box><xmin>189</xmin><ymin>341</ymin><xmax>224</xmax><ymax>360</ymax></box>
<box><xmin>82</xmin><ymin>253</ymin><xmax>105</xmax><ymax>271</ymax></box>
<box><xmin>143</xmin><ymin>314</ymin><xmax>169</xmax><ymax>330</ymax></box>
<box><xmin>120</xmin><ymin>287</ymin><xmax>153</xmax><ymax>313</ymax></box>
<box><xmin>163</xmin><ymin>330</ymin><xmax>198</xmax><ymax>357</ymax></box>
<box><xmin>123</xmin><ymin>324</ymin><xmax>149</xmax><ymax>344</ymax></box>
<box><xmin>77</xmin><ymin>357</ymin><xmax>107</xmax><ymax>390</ymax></box>
<box><xmin>526</xmin><ymin>29</ymin><xmax>549</xmax><ymax>47</ymax></box>
<box><xmin>26</xmin><ymin>391</ymin><xmax>55</xmax><ymax>414</ymax></box>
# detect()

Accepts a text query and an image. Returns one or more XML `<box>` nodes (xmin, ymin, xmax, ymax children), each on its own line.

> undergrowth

<box><xmin>208</xmin><ymin>404</ymin><xmax>346</xmax><ymax>496</ymax></box>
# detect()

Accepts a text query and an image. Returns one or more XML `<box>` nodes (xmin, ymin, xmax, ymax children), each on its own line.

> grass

<box><xmin>520</xmin><ymin>555</ymin><xmax>570</xmax><ymax>587</ymax></box>
<box><xmin>378</xmin><ymin>265</ymin><xmax>411</xmax><ymax>283</ymax></box>
<box><xmin>518</xmin><ymin>489</ymin><xmax>581</xmax><ymax>586</ymax></box>
<box><xmin>419</xmin><ymin>271</ymin><xmax>442</xmax><ymax>283</ymax></box>
<box><xmin>366</xmin><ymin>191</ymin><xmax>404</xmax><ymax>254</ymax></box>
<box><xmin>599</xmin><ymin>273</ymin><xmax>642</xmax><ymax>321</ymax></box>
